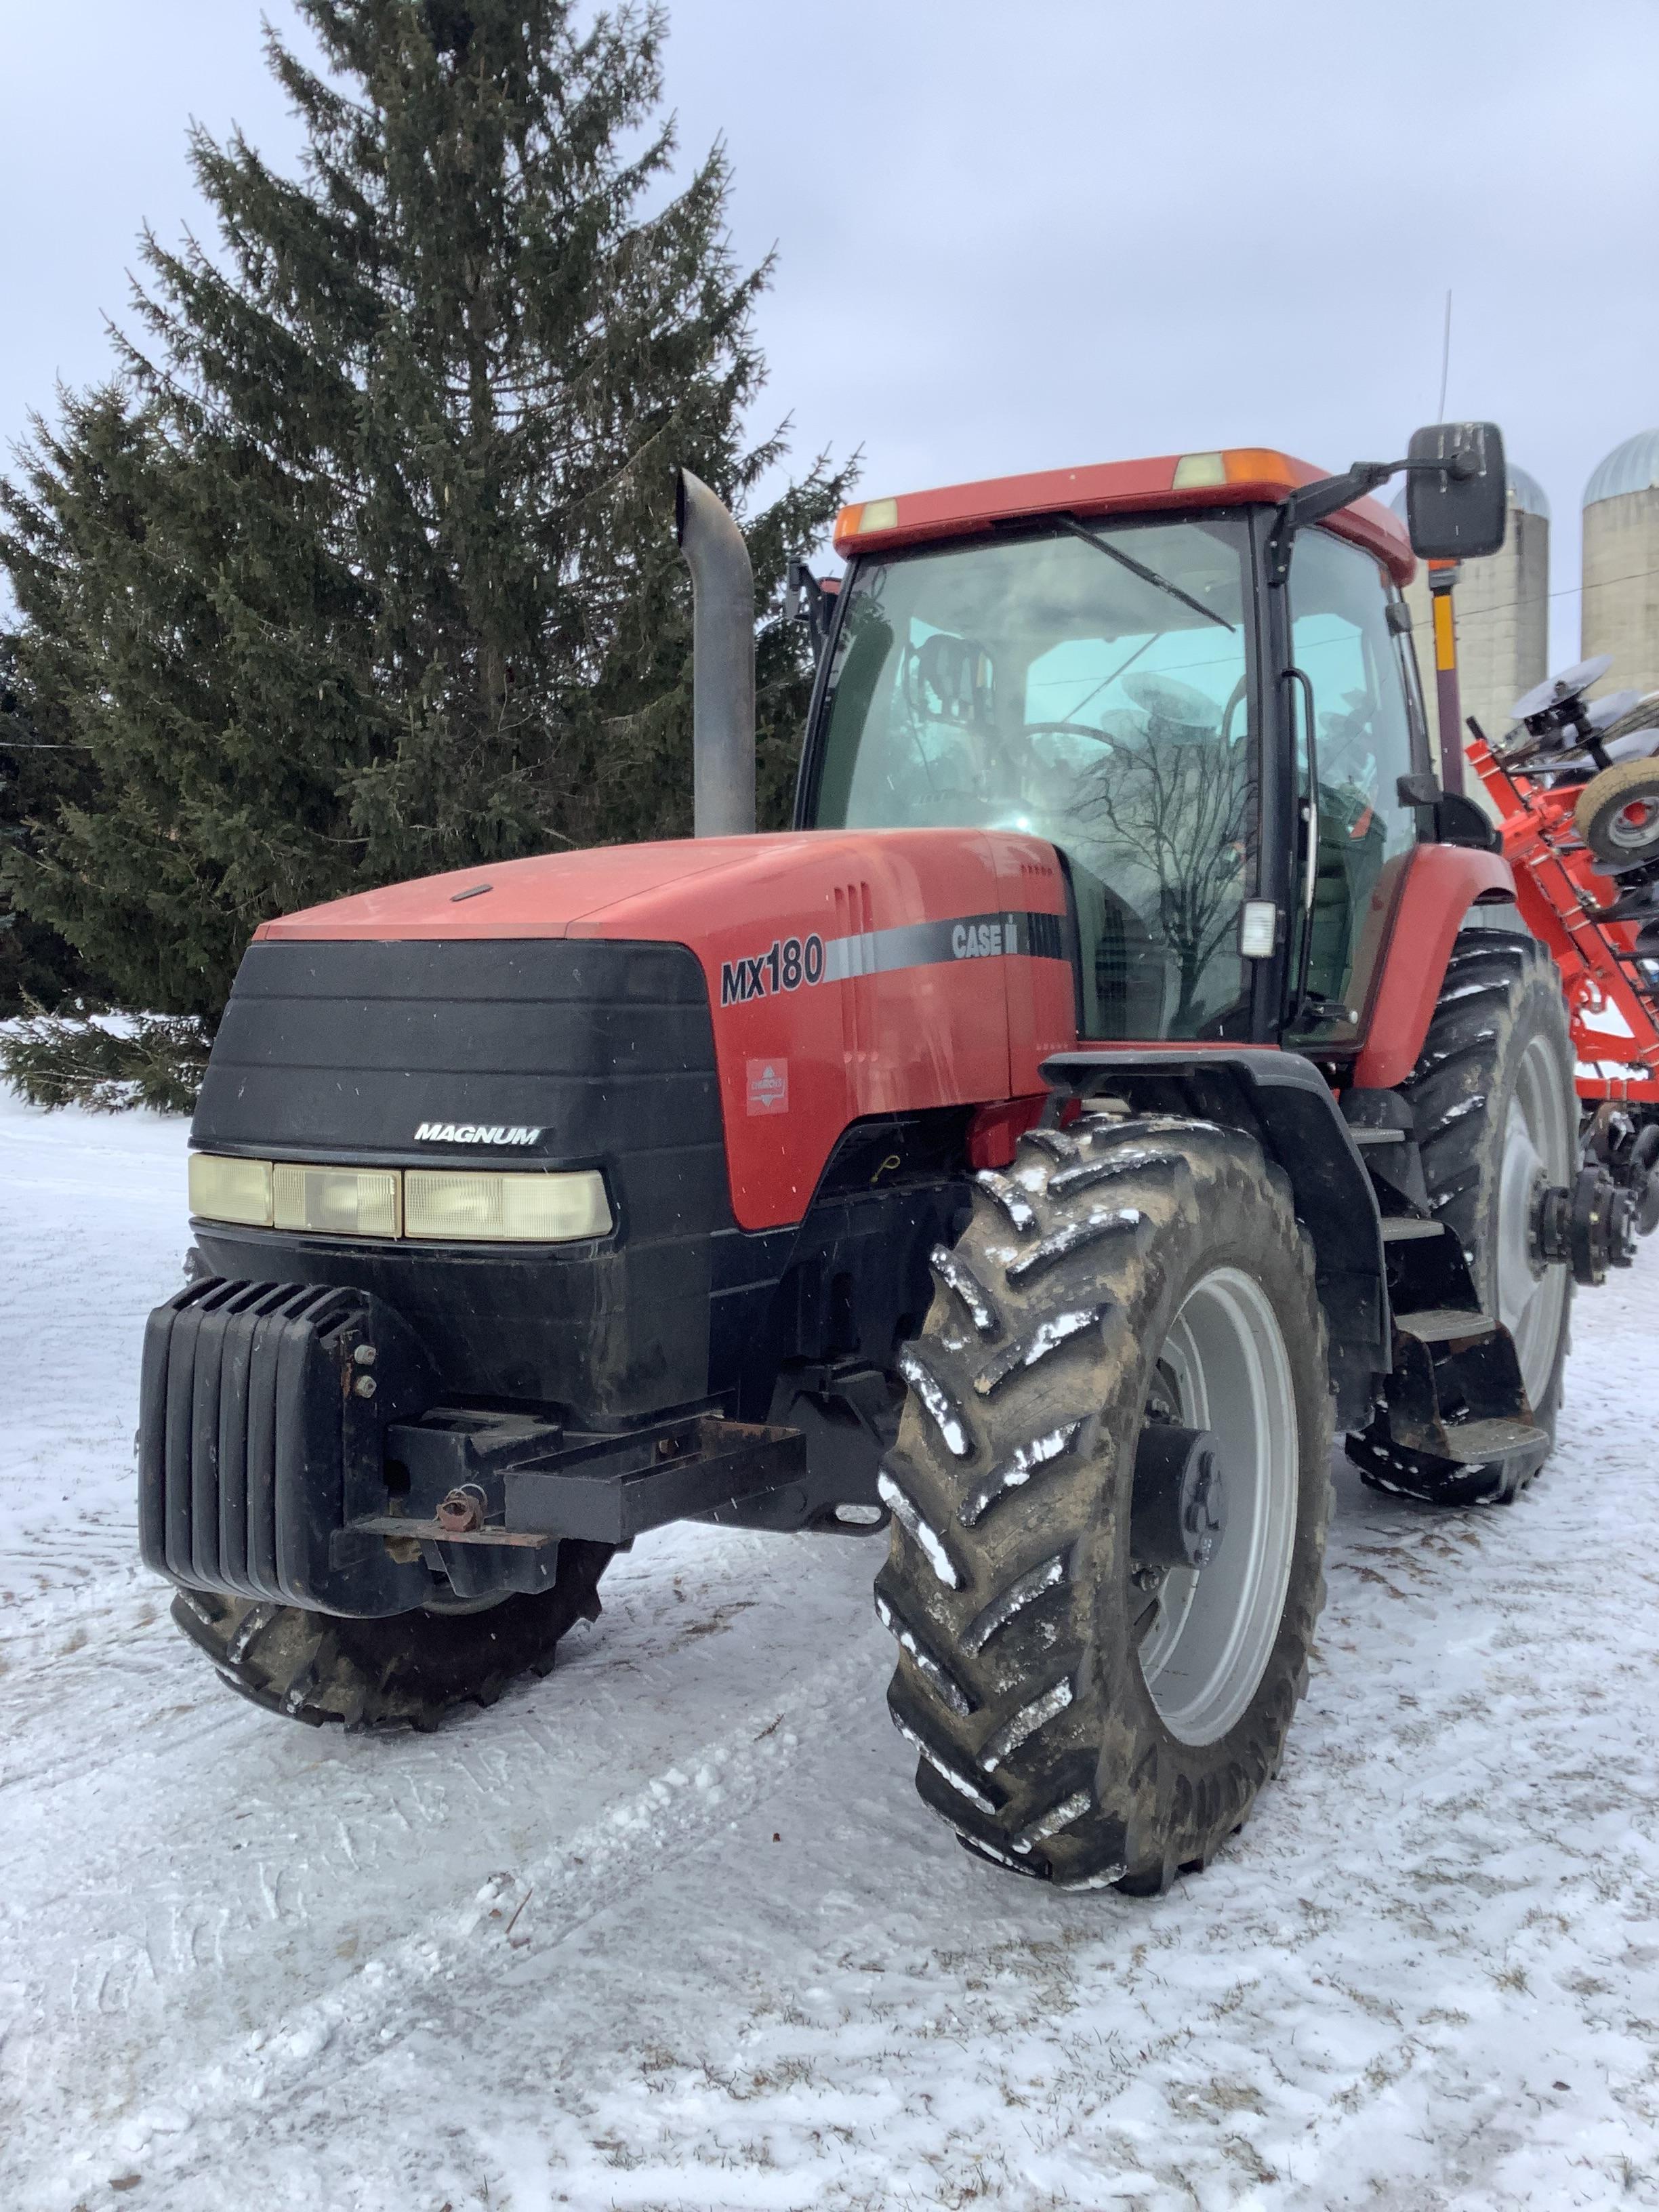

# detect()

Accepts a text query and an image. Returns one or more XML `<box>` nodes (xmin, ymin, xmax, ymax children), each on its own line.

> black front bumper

<box><xmin>138</xmin><ymin>1275</ymin><xmax>813</xmax><ymax>1618</ymax></box>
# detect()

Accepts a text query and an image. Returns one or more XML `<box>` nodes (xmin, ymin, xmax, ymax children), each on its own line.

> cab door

<box><xmin>1284</xmin><ymin>527</ymin><xmax>1429</xmax><ymax>1044</ymax></box>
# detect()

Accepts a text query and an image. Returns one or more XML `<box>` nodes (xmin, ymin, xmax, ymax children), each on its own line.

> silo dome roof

<box><xmin>1389</xmin><ymin>461</ymin><xmax>1549</xmax><ymax>521</ymax></box>
<box><xmin>1584</xmin><ymin>430</ymin><xmax>1659</xmax><ymax>509</ymax></box>
<box><xmin>1507</xmin><ymin>462</ymin><xmax>1550</xmax><ymax>520</ymax></box>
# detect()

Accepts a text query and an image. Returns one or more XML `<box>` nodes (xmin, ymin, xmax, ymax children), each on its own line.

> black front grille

<box><xmin>195</xmin><ymin>936</ymin><xmax>721</xmax><ymax>1183</ymax></box>
<box><xmin>188</xmin><ymin>937</ymin><xmax>731</xmax><ymax>1418</ymax></box>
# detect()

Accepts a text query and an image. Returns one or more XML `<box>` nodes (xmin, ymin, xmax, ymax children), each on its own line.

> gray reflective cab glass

<box><xmin>811</xmin><ymin>519</ymin><xmax>1254</xmax><ymax>1040</ymax></box>
<box><xmin>1287</xmin><ymin>527</ymin><xmax>1420</xmax><ymax>1038</ymax></box>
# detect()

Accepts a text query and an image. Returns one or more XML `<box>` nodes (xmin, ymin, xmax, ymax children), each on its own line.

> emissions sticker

<box><xmin>746</xmin><ymin>1059</ymin><xmax>790</xmax><ymax>1115</ymax></box>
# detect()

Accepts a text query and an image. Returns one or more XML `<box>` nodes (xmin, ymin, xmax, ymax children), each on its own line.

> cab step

<box><xmin>1380</xmin><ymin>1305</ymin><xmax>1532</xmax><ymax>1464</ymax></box>
<box><xmin>1434</xmin><ymin>1417</ymin><xmax>1551</xmax><ymax>1465</ymax></box>
<box><xmin>1393</xmin><ymin>1307</ymin><xmax>1498</xmax><ymax>1342</ymax></box>
<box><xmin>1380</xmin><ymin>1218</ymin><xmax>1447</xmax><ymax>1244</ymax></box>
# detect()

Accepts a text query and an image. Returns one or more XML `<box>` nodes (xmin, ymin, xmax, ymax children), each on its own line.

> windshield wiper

<box><xmin>1057</xmin><ymin>516</ymin><xmax>1235</xmax><ymax>632</ymax></box>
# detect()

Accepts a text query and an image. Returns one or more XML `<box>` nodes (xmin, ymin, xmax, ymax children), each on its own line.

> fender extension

<box><xmin>1040</xmin><ymin>1048</ymin><xmax>1387</xmax><ymax>1429</ymax></box>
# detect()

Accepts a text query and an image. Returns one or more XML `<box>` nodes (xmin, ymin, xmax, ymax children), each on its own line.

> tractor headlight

<box><xmin>404</xmin><ymin>1168</ymin><xmax>611</xmax><ymax>1244</ymax></box>
<box><xmin>272</xmin><ymin>1164</ymin><xmax>402</xmax><ymax>1240</ymax></box>
<box><xmin>188</xmin><ymin>1152</ymin><xmax>274</xmax><ymax>1228</ymax></box>
<box><xmin>186</xmin><ymin>1155</ymin><xmax>609</xmax><ymax>1244</ymax></box>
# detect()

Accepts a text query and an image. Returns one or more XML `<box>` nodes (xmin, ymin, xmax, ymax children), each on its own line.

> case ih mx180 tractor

<box><xmin>140</xmin><ymin>423</ymin><xmax>1658</xmax><ymax>1895</ymax></box>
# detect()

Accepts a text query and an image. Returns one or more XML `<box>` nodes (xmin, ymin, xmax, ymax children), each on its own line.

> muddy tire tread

<box><xmin>878</xmin><ymin>1116</ymin><xmax>1333</xmax><ymax>1892</ymax></box>
<box><xmin>1348</xmin><ymin>928</ymin><xmax>1575</xmax><ymax>1507</ymax></box>
<box><xmin>170</xmin><ymin>1541</ymin><xmax>613</xmax><ymax>1732</ymax></box>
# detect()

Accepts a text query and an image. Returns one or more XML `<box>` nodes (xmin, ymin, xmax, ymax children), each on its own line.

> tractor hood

<box><xmin>257</xmin><ymin>827</ymin><xmax>1049</xmax><ymax>947</ymax></box>
<box><xmin>239</xmin><ymin>827</ymin><xmax>1075</xmax><ymax>1230</ymax></box>
<box><xmin>256</xmin><ymin>832</ymin><xmax>811</xmax><ymax>943</ymax></box>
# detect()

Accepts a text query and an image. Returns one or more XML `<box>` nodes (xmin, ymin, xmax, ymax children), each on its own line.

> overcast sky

<box><xmin>4</xmin><ymin>0</ymin><xmax>1656</xmax><ymax>663</ymax></box>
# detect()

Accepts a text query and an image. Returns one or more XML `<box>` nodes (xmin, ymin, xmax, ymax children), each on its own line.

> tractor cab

<box><xmin>798</xmin><ymin>444</ymin><xmax>1482</xmax><ymax>1056</ymax></box>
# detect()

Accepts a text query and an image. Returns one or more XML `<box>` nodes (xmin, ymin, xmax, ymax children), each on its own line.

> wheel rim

<box><xmin>1134</xmin><ymin>1267</ymin><xmax>1299</xmax><ymax>1747</ymax></box>
<box><xmin>1496</xmin><ymin>1032</ymin><xmax>1573</xmax><ymax>1405</ymax></box>
<box><xmin>1608</xmin><ymin>796</ymin><xmax>1659</xmax><ymax>851</ymax></box>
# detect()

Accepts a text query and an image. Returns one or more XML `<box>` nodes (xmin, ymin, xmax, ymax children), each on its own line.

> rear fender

<box><xmin>1040</xmin><ymin>1046</ymin><xmax>1386</xmax><ymax>1429</ymax></box>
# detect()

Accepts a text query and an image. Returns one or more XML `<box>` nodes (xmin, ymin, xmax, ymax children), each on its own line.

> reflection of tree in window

<box><xmin>1073</xmin><ymin>682</ymin><xmax>1249</xmax><ymax>1034</ymax></box>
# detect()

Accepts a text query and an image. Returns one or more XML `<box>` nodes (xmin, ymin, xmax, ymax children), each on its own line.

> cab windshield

<box><xmin>809</xmin><ymin>517</ymin><xmax>1256</xmax><ymax>1039</ymax></box>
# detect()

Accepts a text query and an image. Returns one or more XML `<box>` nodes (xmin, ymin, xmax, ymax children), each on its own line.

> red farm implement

<box><xmin>1473</xmin><ymin>656</ymin><xmax>1659</xmax><ymax>1242</ymax></box>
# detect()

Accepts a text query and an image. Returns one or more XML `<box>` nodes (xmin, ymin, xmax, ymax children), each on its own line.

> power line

<box><xmin>1431</xmin><ymin>556</ymin><xmax>1659</xmax><ymax>630</ymax></box>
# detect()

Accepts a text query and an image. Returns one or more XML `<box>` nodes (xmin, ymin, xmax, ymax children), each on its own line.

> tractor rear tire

<box><xmin>170</xmin><ymin>1540</ymin><xmax>614</xmax><ymax>1731</ymax></box>
<box><xmin>1348</xmin><ymin>928</ymin><xmax>1576</xmax><ymax>1507</ymax></box>
<box><xmin>877</xmin><ymin>1117</ymin><xmax>1332</xmax><ymax>1893</ymax></box>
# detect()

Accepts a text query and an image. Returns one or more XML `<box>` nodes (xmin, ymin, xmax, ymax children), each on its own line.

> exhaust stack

<box><xmin>674</xmin><ymin>468</ymin><xmax>756</xmax><ymax>838</ymax></box>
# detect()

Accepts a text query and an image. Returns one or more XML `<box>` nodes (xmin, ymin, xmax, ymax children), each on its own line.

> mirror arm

<box><xmin>1265</xmin><ymin>453</ymin><xmax>1476</xmax><ymax>586</ymax></box>
<box><xmin>1267</xmin><ymin>465</ymin><xmax>1397</xmax><ymax>585</ymax></box>
<box><xmin>785</xmin><ymin>556</ymin><xmax>836</xmax><ymax>654</ymax></box>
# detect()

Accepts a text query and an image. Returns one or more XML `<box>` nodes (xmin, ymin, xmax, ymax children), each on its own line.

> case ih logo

<box><xmin>718</xmin><ymin>912</ymin><xmax>1065</xmax><ymax>1010</ymax></box>
<box><xmin>951</xmin><ymin>919</ymin><xmax>1008</xmax><ymax>958</ymax></box>
<box><xmin>413</xmin><ymin>1123</ymin><xmax>543</xmax><ymax>1145</ymax></box>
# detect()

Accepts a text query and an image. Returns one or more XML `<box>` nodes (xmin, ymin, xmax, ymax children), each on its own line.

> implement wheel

<box><xmin>876</xmin><ymin>1116</ymin><xmax>1332</xmax><ymax>1893</ymax></box>
<box><xmin>171</xmin><ymin>1542</ymin><xmax>613</xmax><ymax>1731</ymax></box>
<box><xmin>1575</xmin><ymin>759</ymin><xmax>1659</xmax><ymax>871</ymax></box>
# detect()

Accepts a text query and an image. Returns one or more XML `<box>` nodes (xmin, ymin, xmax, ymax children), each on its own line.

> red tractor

<box><xmin>140</xmin><ymin>422</ymin><xmax>1656</xmax><ymax>1895</ymax></box>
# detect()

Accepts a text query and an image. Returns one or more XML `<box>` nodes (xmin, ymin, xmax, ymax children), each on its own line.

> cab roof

<box><xmin>832</xmin><ymin>447</ymin><xmax>1416</xmax><ymax>586</ymax></box>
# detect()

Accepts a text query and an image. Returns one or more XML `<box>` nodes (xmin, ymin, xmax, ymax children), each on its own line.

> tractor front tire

<box><xmin>877</xmin><ymin>1117</ymin><xmax>1332</xmax><ymax>1892</ymax></box>
<box><xmin>170</xmin><ymin>1540</ymin><xmax>614</xmax><ymax>1731</ymax></box>
<box><xmin>1348</xmin><ymin>928</ymin><xmax>1576</xmax><ymax>1507</ymax></box>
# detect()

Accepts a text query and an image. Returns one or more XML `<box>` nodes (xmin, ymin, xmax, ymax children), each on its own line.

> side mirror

<box><xmin>1433</xmin><ymin>790</ymin><xmax>1500</xmax><ymax>851</ymax></box>
<box><xmin>785</xmin><ymin>557</ymin><xmax>838</xmax><ymax>655</ymax></box>
<box><xmin>1406</xmin><ymin>422</ymin><xmax>1507</xmax><ymax>560</ymax></box>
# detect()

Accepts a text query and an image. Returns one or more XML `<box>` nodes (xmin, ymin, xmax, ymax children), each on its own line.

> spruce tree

<box><xmin>0</xmin><ymin>634</ymin><xmax>106</xmax><ymax>1015</ymax></box>
<box><xmin>0</xmin><ymin>0</ymin><xmax>848</xmax><ymax>1101</ymax></box>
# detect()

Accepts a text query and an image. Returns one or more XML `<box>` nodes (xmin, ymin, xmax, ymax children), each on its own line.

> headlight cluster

<box><xmin>187</xmin><ymin>1153</ymin><xmax>611</xmax><ymax>1244</ymax></box>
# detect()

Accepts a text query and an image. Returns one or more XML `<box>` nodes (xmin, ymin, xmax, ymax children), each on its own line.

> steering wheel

<box><xmin>1021</xmin><ymin>719</ymin><xmax>1117</xmax><ymax>747</ymax></box>
<box><xmin>1220</xmin><ymin>673</ymin><xmax>1248</xmax><ymax>745</ymax></box>
<box><xmin>1122</xmin><ymin>672</ymin><xmax>1216</xmax><ymax>734</ymax></box>
<box><xmin>1324</xmin><ymin>687</ymin><xmax>1380</xmax><ymax>752</ymax></box>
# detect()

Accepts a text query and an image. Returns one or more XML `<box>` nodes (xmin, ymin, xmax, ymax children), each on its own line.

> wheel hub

<box><xmin>1132</xmin><ymin>1424</ymin><xmax>1227</xmax><ymax>1571</ymax></box>
<box><xmin>1530</xmin><ymin>1174</ymin><xmax>1572</xmax><ymax>1267</ymax></box>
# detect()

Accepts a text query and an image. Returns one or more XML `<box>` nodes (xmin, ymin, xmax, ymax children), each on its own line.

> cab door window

<box><xmin>1286</xmin><ymin>529</ymin><xmax>1419</xmax><ymax>1038</ymax></box>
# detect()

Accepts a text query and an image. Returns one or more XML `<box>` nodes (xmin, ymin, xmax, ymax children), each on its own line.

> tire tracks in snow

<box><xmin>2</xmin><ymin>1589</ymin><xmax>880</xmax><ymax>2198</ymax></box>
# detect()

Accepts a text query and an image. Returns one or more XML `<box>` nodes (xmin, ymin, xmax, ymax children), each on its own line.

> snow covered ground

<box><xmin>2</xmin><ymin>1085</ymin><xmax>1658</xmax><ymax>2212</ymax></box>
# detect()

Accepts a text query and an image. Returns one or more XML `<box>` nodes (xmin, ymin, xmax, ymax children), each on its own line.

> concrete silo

<box><xmin>1397</xmin><ymin>465</ymin><xmax>1551</xmax><ymax>769</ymax></box>
<box><xmin>1582</xmin><ymin>430</ymin><xmax>1659</xmax><ymax>697</ymax></box>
